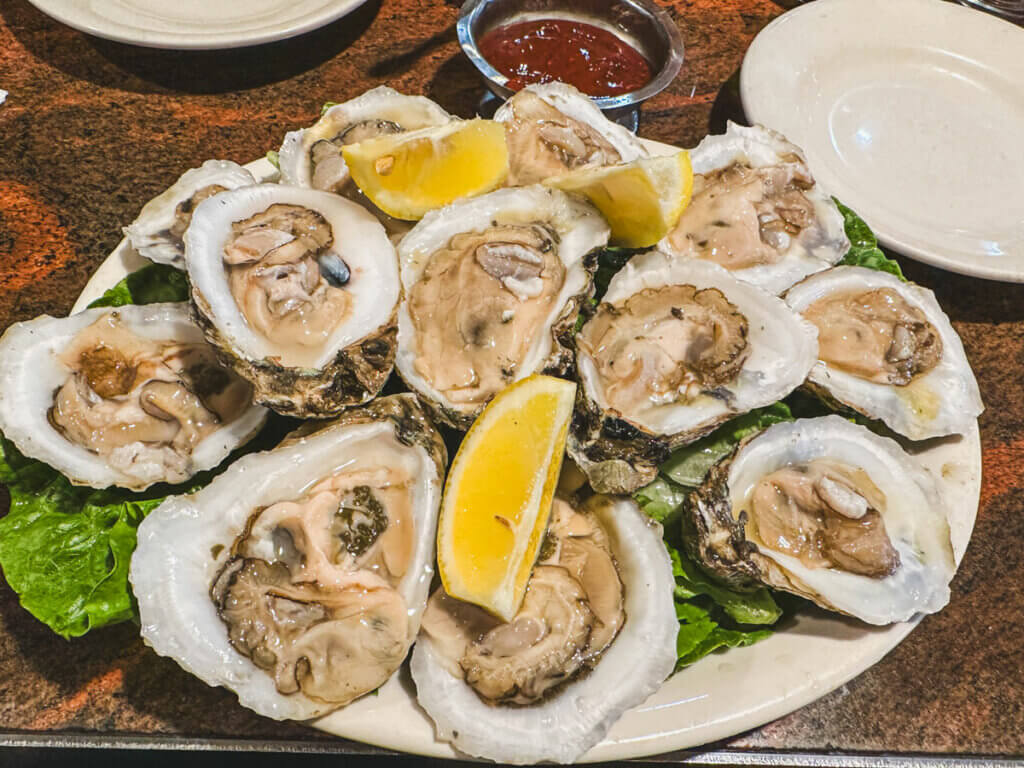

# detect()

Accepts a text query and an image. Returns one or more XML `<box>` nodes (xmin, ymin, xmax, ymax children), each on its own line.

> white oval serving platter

<box><xmin>73</xmin><ymin>154</ymin><xmax>982</xmax><ymax>762</ymax></box>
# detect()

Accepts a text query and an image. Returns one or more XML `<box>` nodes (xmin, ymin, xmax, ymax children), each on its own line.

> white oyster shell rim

<box><xmin>657</xmin><ymin>121</ymin><xmax>850</xmax><ymax>295</ymax></box>
<box><xmin>185</xmin><ymin>184</ymin><xmax>399</xmax><ymax>370</ymax></box>
<box><xmin>78</xmin><ymin>154</ymin><xmax>981</xmax><ymax>762</ymax></box>
<box><xmin>784</xmin><ymin>265</ymin><xmax>984</xmax><ymax>440</ymax></box>
<box><xmin>123</xmin><ymin>159</ymin><xmax>257</xmax><ymax>270</ymax></box>
<box><xmin>130</xmin><ymin>411</ymin><xmax>443</xmax><ymax>721</ymax></box>
<box><xmin>723</xmin><ymin>415</ymin><xmax>955</xmax><ymax>625</ymax></box>
<box><xmin>395</xmin><ymin>185</ymin><xmax>609</xmax><ymax>418</ymax></box>
<box><xmin>278</xmin><ymin>86</ymin><xmax>452</xmax><ymax>190</ymax></box>
<box><xmin>410</xmin><ymin>496</ymin><xmax>678</xmax><ymax>765</ymax></box>
<box><xmin>578</xmin><ymin>252</ymin><xmax>819</xmax><ymax>436</ymax></box>
<box><xmin>493</xmin><ymin>81</ymin><xmax>649</xmax><ymax>168</ymax></box>
<box><xmin>0</xmin><ymin>303</ymin><xmax>267</xmax><ymax>490</ymax></box>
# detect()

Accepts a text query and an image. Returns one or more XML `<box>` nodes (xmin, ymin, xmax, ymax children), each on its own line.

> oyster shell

<box><xmin>411</xmin><ymin>494</ymin><xmax>677</xmax><ymax>764</ymax></box>
<box><xmin>185</xmin><ymin>184</ymin><xmax>400</xmax><ymax>417</ymax></box>
<box><xmin>124</xmin><ymin>159</ymin><xmax>256</xmax><ymax>269</ymax></box>
<box><xmin>684</xmin><ymin>415</ymin><xmax>955</xmax><ymax>624</ymax></box>
<box><xmin>784</xmin><ymin>266</ymin><xmax>983</xmax><ymax>439</ymax></box>
<box><xmin>0</xmin><ymin>303</ymin><xmax>266</xmax><ymax>490</ymax></box>
<box><xmin>278</xmin><ymin>86</ymin><xmax>452</xmax><ymax>195</ymax></box>
<box><xmin>494</xmin><ymin>82</ymin><xmax>648</xmax><ymax>186</ymax></box>
<box><xmin>395</xmin><ymin>185</ymin><xmax>608</xmax><ymax>429</ymax></box>
<box><xmin>571</xmin><ymin>251</ymin><xmax>818</xmax><ymax>494</ymax></box>
<box><xmin>131</xmin><ymin>394</ymin><xmax>447</xmax><ymax>720</ymax></box>
<box><xmin>659</xmin><ymin>122</ymin><xmax>849</xmax><ymax>294</ymax></box>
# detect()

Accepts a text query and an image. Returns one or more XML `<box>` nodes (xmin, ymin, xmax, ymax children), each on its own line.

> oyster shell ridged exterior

<box><xmin>683</xmin><ymin>416</ymin><xmax>955</xmax><ymax>624</ymax></box>
<box><xmin>570</xmin><ymin>252</ymin><xmax>818</xmax><ymax>494</ymax></box>
<box><xmin>185</xmin><ymin>184</ymin><xmax>400</xmax><ymax>418</ymax></box>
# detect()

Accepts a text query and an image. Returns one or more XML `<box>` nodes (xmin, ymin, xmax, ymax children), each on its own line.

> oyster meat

<box><xmin>131</xmin><ymin>394</ymin><xmax>447</xmax><ymax>720</ymax></box>
<box><xmin>494</xmin><ymin>82</ymin><xmax>648</xmax><ymax>186</ymax></box>
<box><xmin>784</xmin><ymin>266</ymin><xmax>983</xmax><ymax>439</ymax></box>
<box><xmin>659</xmin><ymin>123</ymin><xmax>849</xmax><ymax>294</ymax></box>
<box><xmin>685</xmin><ymin>416</ymin><xmax>955</xmax><ymax>624</ymax></box>
<box><xmin>186</xmin><ymin>184</ymin><xmax>400</xmax><ymax>417</ymax></box>
<box><xmin>411</xmin><ymin>493</ymin><xmax>677</xmax><ymax>764</ymax></box>
<box><xmin>396</xmin><ymin>186</ymin><xmax>608</xmax><ymax>429</ymax></box>
<box><xmin>0</xmin><ymin>303</ymin><xmax>266</xmax><ymax>490</ymax></box>
<box><xmin>124</xmin><ymin>159</ymin><xmax>256</xmax><ymax>269</ymax></box>
<box><xmin>571</xmin><ymin>251</ymin><xmax>818</xmax><ymax>494</ymax></box>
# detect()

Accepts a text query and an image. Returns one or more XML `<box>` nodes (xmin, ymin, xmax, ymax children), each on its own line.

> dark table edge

<box><xmin>0</xmin><ymin>734</ymin><xmax>1017</xmax><ymax>767</ymax></box>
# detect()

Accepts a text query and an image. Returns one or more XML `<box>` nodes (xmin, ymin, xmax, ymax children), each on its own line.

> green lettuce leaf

<box><xmin>633</xmin><ymin>475</ymin><xmax>689</xmax><ymax>527</ymax></box>
<box><xmin>2</xmin><ymin>263</ymin><xmax>277</xmax><ymax>638</ymax></box>
<box><xmin>87</xmin><ymin>263</ymin><xmax>190</xmax><ymax>308</ymax></box>
<box><xmin>660</xmin><ymin>402</ymin><xmax>793</xmax><ymax>488</ymax></box>
<box><xmin>0</xmin><ymin>435</ymin><xmax>181</xmax><ymax>638</ymax></box>
<box><xmin>666</xmin><ymin>543</ymin><xmax>778</xmax><ymax>668</ymax></box>
<box><xmin>834</xmin><ymin>199</ymin><xmax>905</xmax><ymax>281</ymax></box>
<box><xmin>592</xmin><ymin>248</ymin><xmax>637</xmax><ymax>301</ymax></box>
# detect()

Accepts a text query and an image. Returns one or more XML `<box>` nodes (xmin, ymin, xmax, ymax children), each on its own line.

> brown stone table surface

<box><xmin>0</xmin><ymin>0</ymin><xmax>1021</xmax><ymax>761</ymax></box>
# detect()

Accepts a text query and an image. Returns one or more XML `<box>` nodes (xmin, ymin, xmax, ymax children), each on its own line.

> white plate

<box><xmin>740</xmin><ymin>0</ymin><xmax>1024</xmax><ymax>283</ymax></box>
<box><xmin>74</xmin><ymin>156</ymin><xmax>982</xmax><ymax>762</ymax></box>
<box><xmin>26</xmin><ymin>0</ymin><xmax>370</xmax><ymax>50</ymax></box>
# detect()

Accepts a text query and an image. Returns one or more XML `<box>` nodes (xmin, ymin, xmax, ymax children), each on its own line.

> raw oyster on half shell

<box><xmin>571</xmin><ymin>250</ymin><xmax>818</xmax><ymax>494</ymax></box>
<box><xmin>278</xmin><ymin>86</ymin><xmax>452</xmax><ymax>195</ymax></box>
<box><xmin>131</xmin><ymin>394</ymin><xmax>447</xmax><ymax>720</ymax></box>
<box><xmin>784</xmin><ymin>266</ymin><xmax>983</xmax><ymax>439</ymax></box>
<box><xmin>185</xmin><ymin>184</ymin><xmax>400</xmax><ymax>417</ymax></box>
<box><xmin>684</xmin><ymin>416</ymin><xmax>956</xmax><ymax>625</ymax></box>
<box><xmin>411</xmin><ymin>493</ymin><xmax>677</xmax><ymax>764</ymax></box>
<box><xmin>0</xmin><ymin>303</ymin><xmax>266</xmax><ymax>490</ymax></box>
<box><xmin>659</xmin><ymin>122</ymin><xmax>849</xmax><ymax>294</ymax></box>
<box><xmin>395</xmin><ymin>185</ymin><xmax>608</xmax><ymax>429</ymax></box>
<box><xmin>124</xmin><ymin>159</ymin><xmax>256</xmax><ymax>269</ymax></box>
<box><xmin>494</xmin><ymin>82</ymin><xmax>648</xmax><ymax>186</ymax></box>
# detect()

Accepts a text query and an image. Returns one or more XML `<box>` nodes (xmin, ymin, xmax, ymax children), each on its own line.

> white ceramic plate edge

<box><xmin>739</xmin><ymin>0</ymin><xmax>1024</xmax><ymax>283</ymax></box>
<box><xmin>25</xmin><ymin>0</ymin><xmax>371</xmax><ymax>50</ymax></box>
<box><xmin>72</xmin><ymin>153</ymin><xmax>982</xmax><ymax>762</ymax></box>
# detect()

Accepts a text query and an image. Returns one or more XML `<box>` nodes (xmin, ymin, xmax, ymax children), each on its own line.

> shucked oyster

<box><xmin>411</xmin><ymin>494</ymin><xmax>677</xmax><ymax>764</ymax></box>
<box><xmin>571</xmin><ymin>251</ymin><xmax>818</xmax><ymax>494</ymax></box>
<box><xmin>396</xmin><ymin>186</ymin><xmax>608</xmax><ymax>429</ymax></box>
<box><xmin>784</xmin><ymin>266</ymin><xmax>983</xmax><ymax>439</ymax></box>
<box><xmin>659</xmin><ymin>123</ymin><xmax>849</xmax><ymax>294</ymax></box>
<box><xmin>278</xmin><ymin>86</ymin><xmax>451</xmax><ymax>196</ymax></box>
<box><xmin>131</xmin><ymin>394</ymin><xmax>447</xmax><ymax>720</ymax></box>
<box><xmin>685</xmin><ymin>416</ymin><xmax>955</xmax><ymax>624</ymax></box>
<box><xmin>186</xmin><ymin>184</ymin><xmax>400</xmax><ymax>417</ymax></box>
<box><xmin>0</xmin><ymin>304</ymin><xmax>266</xmax><ymax>490</ymax></box>
<box><xmin>494</xmin><ymin>82</ymin><xmax>648</xmax><ymax>186</ymax></box>
<box><xmin>124</xmin><ymin>160</ymin><xmax>256</xmax><ymax>269</ymax></box>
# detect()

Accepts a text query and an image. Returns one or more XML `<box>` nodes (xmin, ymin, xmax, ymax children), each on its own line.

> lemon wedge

<box><xmin>342</xmin><ymin>119</ymin><xmax>509</xmax><ymax>220</ymax></box>
<box><xmin>544</xmin><ymin>151</ymin><xmax>693</xmax><ymax>248</ymax></box>
<box><xmin>437</xmin><ymin>375</ymin><xmax>576</xmax><ymax>621</ymax></box>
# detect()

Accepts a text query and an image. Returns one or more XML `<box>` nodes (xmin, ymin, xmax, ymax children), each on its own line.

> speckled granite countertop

<box><xmin>0</xmin><ymin>0</ymin><xmax>1021</xmax><ymax>761</ymax></box>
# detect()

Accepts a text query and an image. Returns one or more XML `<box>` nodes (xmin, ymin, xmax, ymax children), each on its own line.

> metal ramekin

<box><xmin>457</xmin><ymin>0</ymin><xmax>684</xmax><ymax>115</ymax></box>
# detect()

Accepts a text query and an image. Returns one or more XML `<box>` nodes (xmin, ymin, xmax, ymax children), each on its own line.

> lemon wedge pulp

<box><xmin>342</xmin><ymin>119</ymin><xmax>509</xmax><ymax>220</ymax></box>
<box><xmin>544</xmin><ymin>151</ymin><xmax>693</xmax><ymax>248</ymax></box>
<box><xmin>437</xmin><ymin>375</ymin><xmax>576</xmax><ymax>621</ymax></box>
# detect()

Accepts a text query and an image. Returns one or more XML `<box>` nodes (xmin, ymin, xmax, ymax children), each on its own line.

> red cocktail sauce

<box><xmin>478</xmin><ymin>19</ymin><xmax>653</xmax><ymax>97</ymax></box>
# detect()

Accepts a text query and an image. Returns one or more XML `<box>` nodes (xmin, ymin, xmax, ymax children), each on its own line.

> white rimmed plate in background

<box><xmin>25</xmin><ymin>0</ymin><xmax>370</xmax><ymax>49</ymax></box>
<box><xmin>740</xmin><ymin>0</ymin><xmax>1024</xmax><ymax>282</ymax></box>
